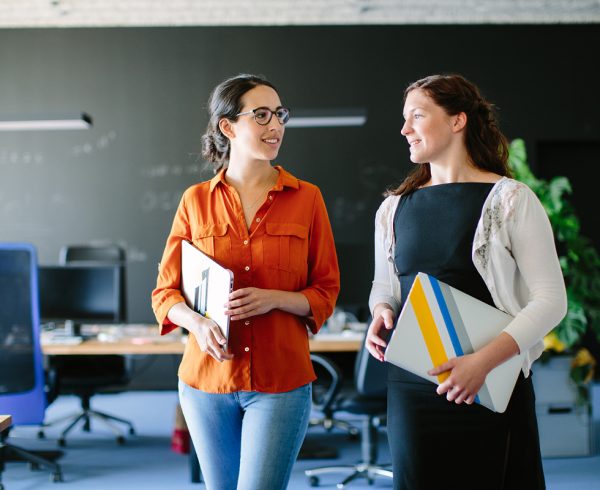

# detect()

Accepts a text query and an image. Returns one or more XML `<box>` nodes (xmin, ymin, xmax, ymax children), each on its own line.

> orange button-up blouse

<box><xmin>152</xmin><ymin>166</ymin><xmax>340</xmax><ymax>393</ymax></box>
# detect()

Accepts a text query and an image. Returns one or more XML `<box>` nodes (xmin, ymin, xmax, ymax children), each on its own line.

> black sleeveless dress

<box><xmin>387</xmin><ymin>183</ymin><xmax>545</xmax><ymax>490</ymax></box>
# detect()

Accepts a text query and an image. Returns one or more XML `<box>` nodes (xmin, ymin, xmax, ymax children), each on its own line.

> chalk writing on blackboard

<box><xmin>142</xmin><ymin>164</ymin><xmax>170</xmax><ymax>178</ymax></box>
<box><xmin>360</xmin><ymin>162</ymin><xmax>404</xmax><ymax>195</ymax></box>
<box><xmin>0</xmin><ymin>150</ymin><xmax>45</xmax><ymax>166</ymax></box>
<box><xmin>187</xmin><ymin>153</ymin><xmax>215</xmax><ymax>177</ymax></box>
<box><xmin>141</xmin><ymin>161</ymin><xmax>210</xmax><ymax>180</ymax></box>
<box><xmin>331</xmin><ymin>196</ymin><xmax>368</xmax><ymax>226</ymax></box>
<box><xmin>71</xmin><ymin>130</ymin><xmax>117</xmax><ymax>157</ymax></box>
<box><xmin>1</xmin><ymin>191</ymin><xmax>66</xmax><ymax>214</ymax></box>
<box><xmin>140</xmin><ymin>189</ymin><xmax>184</xmax><ymax>213</ymax></box>
<box><xmin>1</xmin><ymin>190</ymin><xmax>66</xmax><ymax>239</ymax></box>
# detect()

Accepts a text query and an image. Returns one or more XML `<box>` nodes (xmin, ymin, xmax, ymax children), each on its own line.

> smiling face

<box><xmin>224</xmin><ymin>84</ymin><xmax>285</xmax><ymax>164</ymax></box>
<box><xmin>401</xmin><ymin>88</ymin><xmax>463</xmax><ymax>166</ymax></box>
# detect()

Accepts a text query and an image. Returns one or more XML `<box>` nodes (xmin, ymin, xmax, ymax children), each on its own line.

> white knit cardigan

<box><xmin>368</xmin><ymin>177</ymin><xmax>568</xmax><ymax>376</ymax></box>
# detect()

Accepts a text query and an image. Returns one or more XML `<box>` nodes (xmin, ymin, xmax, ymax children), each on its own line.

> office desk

<box><xmin>0</xmin><ymin>415</ymin><xmax>11</xmax><ymax>434</ymax></box>
<box><xmin>41</xmin><ymin>325</ymin><xmax>363</xmax><ymax>356</ymax></box>
<box><xmin>0</xmin><ymin>415</ymin><xmax>12</xmax><ymax>484</ymax></box>
<box><xmin>42</xmin><ymin>327</ymin><xmax>364</xmax><ymax>481</ymax></box>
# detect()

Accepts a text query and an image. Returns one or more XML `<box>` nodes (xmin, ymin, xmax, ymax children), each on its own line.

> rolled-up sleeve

<box><xmin>369</xmin><ymin>197</ymin><xmax>401</xmax><ymax>316</ymax></box>
<box><xmin>151</xmin><ymin>192</ymin><xmax>190</xmax><ymax>334</ymax></box>
<box><xmin>299</xmin><ymin>188</ymin><xmax>340</xmax><ymax>334</ymax></box>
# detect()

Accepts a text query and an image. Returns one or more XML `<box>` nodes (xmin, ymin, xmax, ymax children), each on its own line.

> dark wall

<box><xmin>1</xmin><ymin>25</ymin><xmax>599</xmax><ymax>322</ymax></box>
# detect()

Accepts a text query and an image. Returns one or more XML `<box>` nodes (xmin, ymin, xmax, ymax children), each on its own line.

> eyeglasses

<box><xmin>235</xmin><ymin>106</ymin><xmax>290</xmax><ymax>126</ymax></box>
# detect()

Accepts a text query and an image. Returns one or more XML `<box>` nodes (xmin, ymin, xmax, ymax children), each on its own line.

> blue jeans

<box><xmin>178</xmin><ymin>380</ymin><xmax>312</xmax><ymax>490</ymax></box>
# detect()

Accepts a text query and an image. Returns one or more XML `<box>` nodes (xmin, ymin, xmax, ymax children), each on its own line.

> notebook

<box><xmin>384</xmin><ymin>272</ymin><xmax>524</xmax><ymax>413</ymax></box>
<box><xmin>181</xmin><ymin>240</ymin><xmax>234</xmax><ymax>348</ymax></box>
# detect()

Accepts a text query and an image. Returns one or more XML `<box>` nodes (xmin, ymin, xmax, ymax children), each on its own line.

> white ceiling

<box><xmin>0</xmin><ymin>0</ymin><xmax>599</xmax><ymax>27</ymax></box>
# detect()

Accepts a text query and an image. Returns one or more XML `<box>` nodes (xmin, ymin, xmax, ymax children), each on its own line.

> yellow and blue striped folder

<box><xmin>384</xmin><ymin>272</ymin><xmax>524</xmax><ymax>413</ymax></box>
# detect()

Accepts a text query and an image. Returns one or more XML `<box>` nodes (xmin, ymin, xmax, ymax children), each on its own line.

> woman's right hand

<box><xmin>365</xmin><ymin>305</ymin><xmax>396</xmax><ymax>362</ymax></box>
<box><xmin>167</xmin><ymin>302</ymin><xmax>233</xmax><ymax>363</ymax></box>
<box><xmin>188</xmin><ymin>315</ymin><xmax>234</xmax><ymax>363</ymax></box>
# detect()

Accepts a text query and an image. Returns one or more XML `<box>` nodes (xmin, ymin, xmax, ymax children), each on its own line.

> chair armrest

<box><xmin>45</xmin><ymin>366</ymin><xmax>59</xmax><ymax>406</ymax></box>
<box><xmin>310</xmin><ymin>353</ymin><xmax>343</xmax><ymax>413</ymax></box>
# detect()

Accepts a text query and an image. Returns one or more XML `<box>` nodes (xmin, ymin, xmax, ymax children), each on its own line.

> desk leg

<box><xmin>0</xmin><ymin>436</ymin><xmax>5</xmax><ymax>490</ymax></box>
<box><xmin>189</xmin><ymin>439</ymin><xmax>202</xmax><ymax>483</ymax></box>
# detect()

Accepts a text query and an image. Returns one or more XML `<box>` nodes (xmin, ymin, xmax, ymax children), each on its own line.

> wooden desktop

<box><xmin>0</xmin><ymin>415</ymin><xmax>11</xmax><ymax>434</ymax></box>
<box><xmin>41</xmin><ymin>324</ymin><xmax>363</xmax><ymax>356</ymax></box>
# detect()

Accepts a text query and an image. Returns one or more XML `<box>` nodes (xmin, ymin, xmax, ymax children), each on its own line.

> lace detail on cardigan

<box><xmin>473</xmin><ymin>178</ymin><xmax>525</xmax><ymax>273</ymax></box>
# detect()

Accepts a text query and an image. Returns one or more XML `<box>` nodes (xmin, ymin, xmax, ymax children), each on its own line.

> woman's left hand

<box><xmin>428</xmin><ymin>353</ymin><xmax>489</xmax><ymax>405</ymax></box>
<box><xmin>225</xmin><ymin>287</ymin><xmax>278</xmax><ymax>321</ymax></box>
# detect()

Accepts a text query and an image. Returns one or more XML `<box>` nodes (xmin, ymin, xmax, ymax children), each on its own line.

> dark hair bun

<box><xmin>201</xmin><ymin>128</ymin><xmax>230</xmax><ymax>167</ymax></box>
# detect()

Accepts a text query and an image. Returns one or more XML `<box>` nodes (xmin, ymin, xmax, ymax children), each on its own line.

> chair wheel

<box><xmin>129</xmin><ymin>427</ymin><xmax>135</xmax><ymax>435</ymax></box>
<box><xmin>58</xmin><ymin>438</ymin><xmax>66</xmax><ymax>447</ymax></box>
<box><xmin>52</xmin><ymin>472</ymin><xmax>63</xmax><ymax>483</ymax></box>
<box><xmin>117</xmin><ymin>436</ymin><xmax>126</xmax><ymax>445</ymax></box>
<box><xmin>308</xmin><ymin>475</ymin><xmax>319</xmax><ymax>487</ymax></box>
<box><xmin>37</xmin><ymin>430</ymin><xmax>46</xmax><ymax>439</ymax></box>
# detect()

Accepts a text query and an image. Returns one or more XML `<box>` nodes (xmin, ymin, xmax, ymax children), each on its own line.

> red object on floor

<box><xmin>171</xmin><ymin>428</ymin><xmax>190</xmax><ymax>454</ymax></box>
<box><xmin>171</xmin><ymin>403</ymin><xmax>190</xmax><ymax>454</ymax></box>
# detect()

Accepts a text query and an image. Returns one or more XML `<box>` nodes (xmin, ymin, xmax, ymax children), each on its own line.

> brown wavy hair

<box><xmin>389</xmin><ymin>74</ymin><xmax>511</xmax><ymax>196</ymax></box>
<box><xmin>201</xmin><ymin>74</ymin><xmax>279</xmax><ymax>173</ymax></box>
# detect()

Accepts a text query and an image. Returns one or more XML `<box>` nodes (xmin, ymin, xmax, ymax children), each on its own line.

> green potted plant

<box><xmin>508</xmin><ymin>138</ymin><xmax>599</xmax><ymax>405</ymax></box>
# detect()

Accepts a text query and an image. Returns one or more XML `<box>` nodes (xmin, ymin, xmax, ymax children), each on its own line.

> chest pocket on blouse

<box><xmin>263</xmin><ymin>222</ymin><xmax>309</xmax><ymax>273</ymax></box>
<box><xmin>192</xmin><ymin>223</ymin><xmax>230</xmax><ymax>259</ymax></box>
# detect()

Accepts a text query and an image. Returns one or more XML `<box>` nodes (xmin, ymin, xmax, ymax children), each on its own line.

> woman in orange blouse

<box><xmin>152</xmin><ymin>74</ymin><xmax>339</xmax><ymax>490</ymax></box>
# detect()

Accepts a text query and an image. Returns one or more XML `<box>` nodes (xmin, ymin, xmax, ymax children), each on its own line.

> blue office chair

<box><xmin>0</xmin><ymin>243</ymin><xmax>63</xmax><ymax>485</ymax></box>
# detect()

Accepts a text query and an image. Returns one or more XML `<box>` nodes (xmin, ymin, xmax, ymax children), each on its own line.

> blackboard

<box><xmin>1</xmin><ymin>25</ymin><xmax>599</xmax><ymax>321</ymax></box>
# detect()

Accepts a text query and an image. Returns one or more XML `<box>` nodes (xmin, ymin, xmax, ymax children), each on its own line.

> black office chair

<box><xmin>309</xmin><ymin>353</ymin><xmax>360</xmax><ymax>438</ymax></box>
<box><xmin>42</xmin><ymin>244</ymin><xmax>135</xmax><ymax>446</ymax></box>
<box><xmin>0</xmin><ymin>243</ymin><xmax>63</xmax><ymax>485</ymax></box>
<box><xmin>305</xmin><ymin>326</ymin><xmax>393</xmax><ymax>488</ymax></box>
<box><xmin>59</xmin><ymin>244</ymin><xmax>128</xmax><ymax>323</ymax></box>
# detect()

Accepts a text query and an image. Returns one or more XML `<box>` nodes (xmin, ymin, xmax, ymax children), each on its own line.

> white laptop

<box><xmin>181</xmin><ymin>240</ymin><xmax>234</xmax><ymax>348</ymax></box>
<box><xmin>384</xmin><ymin>272</ymin><xmax>524</xmax><ymax>413</ymax></box>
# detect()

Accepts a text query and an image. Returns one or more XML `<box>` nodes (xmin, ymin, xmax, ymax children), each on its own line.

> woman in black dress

<box><xmin>366</xmin><ymin>74</ymin><xmax>567</xmax><ymax>490</ymax></box>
